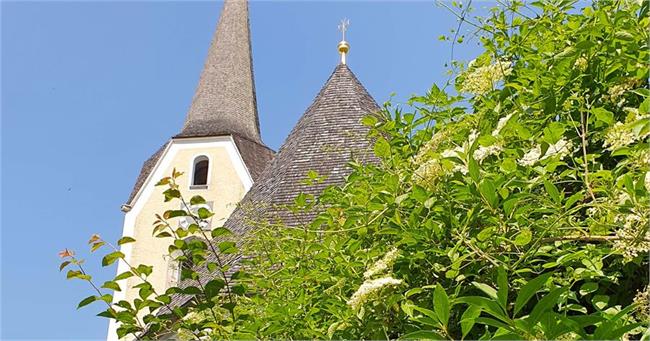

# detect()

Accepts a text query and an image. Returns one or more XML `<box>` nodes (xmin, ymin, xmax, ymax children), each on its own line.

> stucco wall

<box><xmin>108</xmin><ymin>137</ymin><xmax>250</xmax><ymax>341</ymax></box>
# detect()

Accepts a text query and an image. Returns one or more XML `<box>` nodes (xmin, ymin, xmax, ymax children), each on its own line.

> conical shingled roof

<box><xmin>178</xmin><ymin>0</ymin><xmax>261</xmax><ymax>142</ymax></box>
<box><xmin>164</xmin><ymin>64</ymin><xmax>381</xmax><ymax>311</ymax></box>
<box><xmin>225</xmin><ymin>64</ymin><xmax>380</xmax><ymax>235</ymax></box>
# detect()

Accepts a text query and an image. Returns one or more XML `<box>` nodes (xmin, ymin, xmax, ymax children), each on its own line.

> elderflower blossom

<box><xmin>607</xmin><ymin>78</ymin><xmax>639</xmax><ymax>101</ymax></box>
<box><xmin>640</xmin><ymin>150</ymin><xmax>650</xmax><ymax>167</ymax></box>
<box><xmin>364</xmin><ymin>248</ymin><xmax>400</xmax><ymax>279</ymax></box>
<box><xmin>413</xmin><ymin>159</ymin><xmax>444</xmax><ymax>189</ymax></box>
<box><xmin>645</xmin><ymin>172</ymin><xmax>650</xmax><ymax>192</ymax></box>
<box><xmin>603</xmin><ymin>122</ymin><xmax>637</xmax><ymax>151</ymax></box>
<box><xmin>460</xmin><ymin>60</ymin><xmax>513</xmax><ymax>95</ymax></box>
<box><xmin>415</xmin><ymin>130</ymin><xmax>451</xmax><ymax>164</ymax></box>
<box><xmin>474</xmin><ymin>144</ymin><xmax>503</xmax><ymax>163</ymax></box>
<box><xmin>518</xmin><ymin>138</ymin><xmax>574</xmax><ymax>166</ymax></box>
<box><xmin>518</xmin><ymin>145</ymin><xmax>542</xmax><ymax>166</ymax></box>
<box><xmin>347</xmin><ymin>276</ymin><xmax>403</xmax><ymax>310</ymax></box>
<box><xmin>440</xmin><ymin>147</ymin><xmax>468</xmax><ymax>174</ymax></box>
<box><xmin>546</xmin><ymin>138</ymin><xmax>574</xmax><ymax>157</ymax></box>
<box><xmin>574</xmin><ymin>56</ymin><xmax>588</xmax><ymax>71</ymax></box>
<box><xmin>633</xmin><ymin>286</ymin><xmax>650</xmax><ymax>321</ymax></box>
<box><xmin>613</xmin><ymin>211</ymin><xmax>650</xmax><ymax>261</ymax></box>
<box><xmin>493</xmin><ymin>113</ymin><xmax>514</xmax><ymax>136</ymax></box>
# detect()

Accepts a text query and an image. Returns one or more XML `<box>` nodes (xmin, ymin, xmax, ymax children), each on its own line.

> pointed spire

<box><xmin>178</xmin><ymin>0</ymin><xmax>262</xmax><ymax>142</ymax></box>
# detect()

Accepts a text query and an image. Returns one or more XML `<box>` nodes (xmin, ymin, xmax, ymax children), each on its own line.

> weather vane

<box><xmin>337</xmin><ymin>18</ymin><xmax>350</xmax><ymax>65</ymax></box>
<box><xmin>338</xmin><ymin>18</ymin><xmax>350</xmax><ymax>41</ymax></box>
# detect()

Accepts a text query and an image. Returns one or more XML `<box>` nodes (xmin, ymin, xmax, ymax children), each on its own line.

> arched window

<box><xmin>192</xmin><ymin>156</ymin><xmax>209</xmax><ymax>187</ymax></box>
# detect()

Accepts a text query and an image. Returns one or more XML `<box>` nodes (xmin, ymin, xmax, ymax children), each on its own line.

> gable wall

<box><xmin>108</xmin><ymin>136</ymin><xmax>252</xmax><ymax>341</ymax></box>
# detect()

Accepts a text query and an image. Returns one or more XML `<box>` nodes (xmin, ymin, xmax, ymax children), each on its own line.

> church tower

<box><xmin>108</xmin><ymin>1</ymin><xmax>273</xmax><ymax>339</ymax></box>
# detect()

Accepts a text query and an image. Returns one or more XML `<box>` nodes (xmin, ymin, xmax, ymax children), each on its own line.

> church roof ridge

<box><xmin>177</xmin><ymin>0</ymin><xmax>262</xmax><ymax>142</ymax></box>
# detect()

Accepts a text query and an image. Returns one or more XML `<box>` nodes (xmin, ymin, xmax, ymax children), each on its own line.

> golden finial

<box><xmin>337</xmin><ymin>18</ymin><xmax>350</xmax><ymax>64</ymax></box>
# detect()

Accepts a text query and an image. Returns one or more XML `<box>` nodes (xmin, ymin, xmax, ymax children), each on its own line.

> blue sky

<box><xmin>1</xmin><ymin>1</ymin><xmax>489</xmax><ymax>339</ymax></box>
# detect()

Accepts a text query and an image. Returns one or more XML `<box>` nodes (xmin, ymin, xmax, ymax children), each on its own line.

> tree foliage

<box><xmin>62</xmin><ymin>0</ymin><xmax>649</xmax><ymax>339</ymax></box>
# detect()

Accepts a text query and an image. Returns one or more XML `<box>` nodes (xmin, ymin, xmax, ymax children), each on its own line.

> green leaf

<box><xmin>163</xmin><ymin>189</ymin><xmax>181</xmax><ymax>202</ymax></box>
<box><xmin>102</xmin><ymin>251</ymin><xmax>125</xmax><ymax>267</ymax></box>
<box><xmin>361</xmin><ymin>115</ymin><xmax>378</xmax><ymax>127</ymax></box>
<box><xmin>496</xmin><ymin>266</ymin><xmax>508</xmax><ymax>311</ymax></box>
<box><xmin>218</xmin><ymin>241</ymin><xmax>237</xmax><ymax>254</ymax></box>
<box><xmin>434</xmin><ymin>284</ymin><xmax>450</xmax><ymax>326</ymax></box>
<box><xmin>204</xmin><ymin>279</ymin><xmax>225</xmax><ymax>299</ymax></box>
<box><xmin>469</xmin><ymin>156</ymin><xmax>480</xmax><ymax>183</ymax></box>
<box><xmin>136</xmin><ymin>264</ymin><xmax>153</xmax><ymax>277</ymax></box>
<box><xmin>59</xmin><ymin>261</ymin><xmax>71</xmax><ymax>272</ymax></box>
<box><xmin>101</xmin><ymin>281</ymin><xmax>121</xmax><ymax>291</ymax></box>
<box><xmin>163</xmin><ymin>210</ymin><xmax>187</xmax><ymax>219</ymax></box>
<box><xmin>513</xmin><ymin>229</ymin><xmax>532</xmax><ymax>246</ymax></box>
<box><xmin>114</xmin><ymin>271</ymin><xmax>133</xmax><ymax>281</ymax></box>
<box><xmin>117</xmin><ymin>236</ymin><xmax>136</xmax><ymax>245</ymax></box>
<box><xmin>592</xmin><ymin>294</ymin><xmax>609</xmax><ymax>310</ymax></box>
<box><xmin>78</xmin><ymin>295</ymin><xmax>97</xmax><ymax>309</ymax></box>
<box><xmin>500</xmin><ymin>158</ymin><xmax>517</xmax><ymax>173</ymax></box>
<box><xmin>514</xmin><ymin>272</ymin><xmax>553</xmax><ymax>316</ymax></box>
<box><xmin>477</xmin><ymin>227</ymin><xmax>495</xmax><ymax>242</ymax></box>
<box><xmin>592</xmin><ymin>107</ymin><xmax>614</xmax><ymax>126</ymax></box>
<box><xmin>90</xmin><ymin>241</ymin><xmax>105</xmax><ymax>252</ymax></box>
<box><xmin>374</xmin><ymin>137</ymin><xmax>391</xmax><ymax>159</ymax></box>
<box><xmin>479</xmin><ymin>179</ymin><xmax>498</xmax><ymax>208</ymax></box>
<box><xmin>232</xmin><ymin>283</ymin><xmax>246</xmax><ymax>295</ymax></box>
<box><xmin>456</xmin><ymin>296</ymin><xmax>508</xmax><ymax>322</ymax></box>
<box><xmin>400</xmin><ymin>330</ymin><xmax>445</xmax><ymax>340</ymax></box>
<box><xmin>197</xmin><ymin>207</ymin><xmax>214</xmax><ymax>219</ymax></box>
<box><xmin>543</xmin><ymin>122</ymin><xmax>566</xmax><ymax>144</ymax></box>
<box><xmin>189</xmin><ymin>195</ymin><xmax>206</xmax><ymax>205</ymax></box>
<box><xmin>579</xmin><ymin>282</ymin><xmax>598</xmax><ymax>296</ymax></box>
<box><xmin>472</xmin><ymin>282</ymin><xmax>498</xmax><ymax>300</ymax></box>
<box><xmin>461</xmin><ymin>305</ymin><xmax>481</xmax><ymax>338</ymax></box>
<box><xmin>528</xmin><ymin>287</ymin><xmax>566</xmax><ymax>323</ymax></box>
<box><xmin>211</xmin><ymin>227</ymin><xmax>232</xmax><ymax>238</ymax></box>
<box><xmin>543</xmin><ymin>180</ymin><xmax>561</xmax><ymax>204</ymax></box>
<box><xmin>564</xmin><ymin>191</ymin><xmax>583</xmax><ymax>209</ymax></box>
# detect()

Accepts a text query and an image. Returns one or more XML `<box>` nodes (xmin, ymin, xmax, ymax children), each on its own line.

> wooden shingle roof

<box><xmin>224</xmin><ymin>64</ymin><xmax>380</xmax><ymax>235</ymax></box>
<box><xmin>178</xmin><ymin>0</ymin><xmax>261</xmax><ymax>142</ymax></box>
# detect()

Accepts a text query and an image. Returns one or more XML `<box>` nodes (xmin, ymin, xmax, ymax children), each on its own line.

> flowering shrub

<box><xmin>62</xmin><ymin>0</ymin><xmax>649</xmax><ymax>339</ymax></box>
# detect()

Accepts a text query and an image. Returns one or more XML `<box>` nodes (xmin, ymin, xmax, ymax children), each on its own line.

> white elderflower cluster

<box><xmin>415</xmin><ymin>130</ymin><xmax>451</xmax><ymax>164</ymax></box>
<box><xmin>474</xmin><ymin>144</ymin><xmax>503</xmax><ymax>163</ymax></box>
<box><xmin>607</xmin><ymin>78</ymin><xmax>639</xmax><ymax>101</ymax></box>
<box><xmin>413</xmin><ymin>159</ymin><xmax>444</xmax><ymax>189</ymax></box>
<box><xmin>493</xmin><ymin>113</ymin><xmax>514</xmax><ymax>136</ymax></box>
<box><xmin>639</xmin><ymin>150</ymin><xmax>650</xmax><ymax>167</ymax></box>
<box><xmin>518</xmin><ymin>138</ymin><xmax>574</xmax><ymax>166</ymax></box>
<box><xmin>346</xmin><ymin>276</ymin><xmax>403</xmax><ymax>310</ymax></box>
<box><xmin>613</xmin><ymin>211</ymin><xmax>650</xmax><ymax>260</ymax></box>
<box><xmin>364</xmin><ymin>248</ymin><xmax>400</xmax><ymax>279</ymax></box>
<box><xmin>460</xmin><ymin>60</ymin><xmax>513</xmax><ymax>95</ymax></box>
<box><xmin>441</xmin><ymin>147</ymin><xmax>469</xmax><ymax>174</ymax></box>
<box><xmin>645</xmin><ymin>172</ymin><xmax>650</xmax><ymax>192</ymax></box>
<box><xmin>633</xmin><ymin>286</ymin><xmax>649</xmax><ymax>321</ymax></box>
<box><xmin>603</xmin><ymin>122</ymin><xmax>637</xmax><ymax>151</ymax></box>
<box><xmin>574</xmin><ymin>56</ymin><xmax>588</xmax><ymax>71</ymax></box>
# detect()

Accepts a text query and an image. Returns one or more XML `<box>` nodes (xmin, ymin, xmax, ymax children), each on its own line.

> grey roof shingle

<box><xmin>224</xmin><ymin>64</ymin><xmax>380</xmax><ymax>235</ymax></box>
<box><xmin>167</xmin><ymin>64</ymin><xmax>381</xmax><ymax>309</ymax></box>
